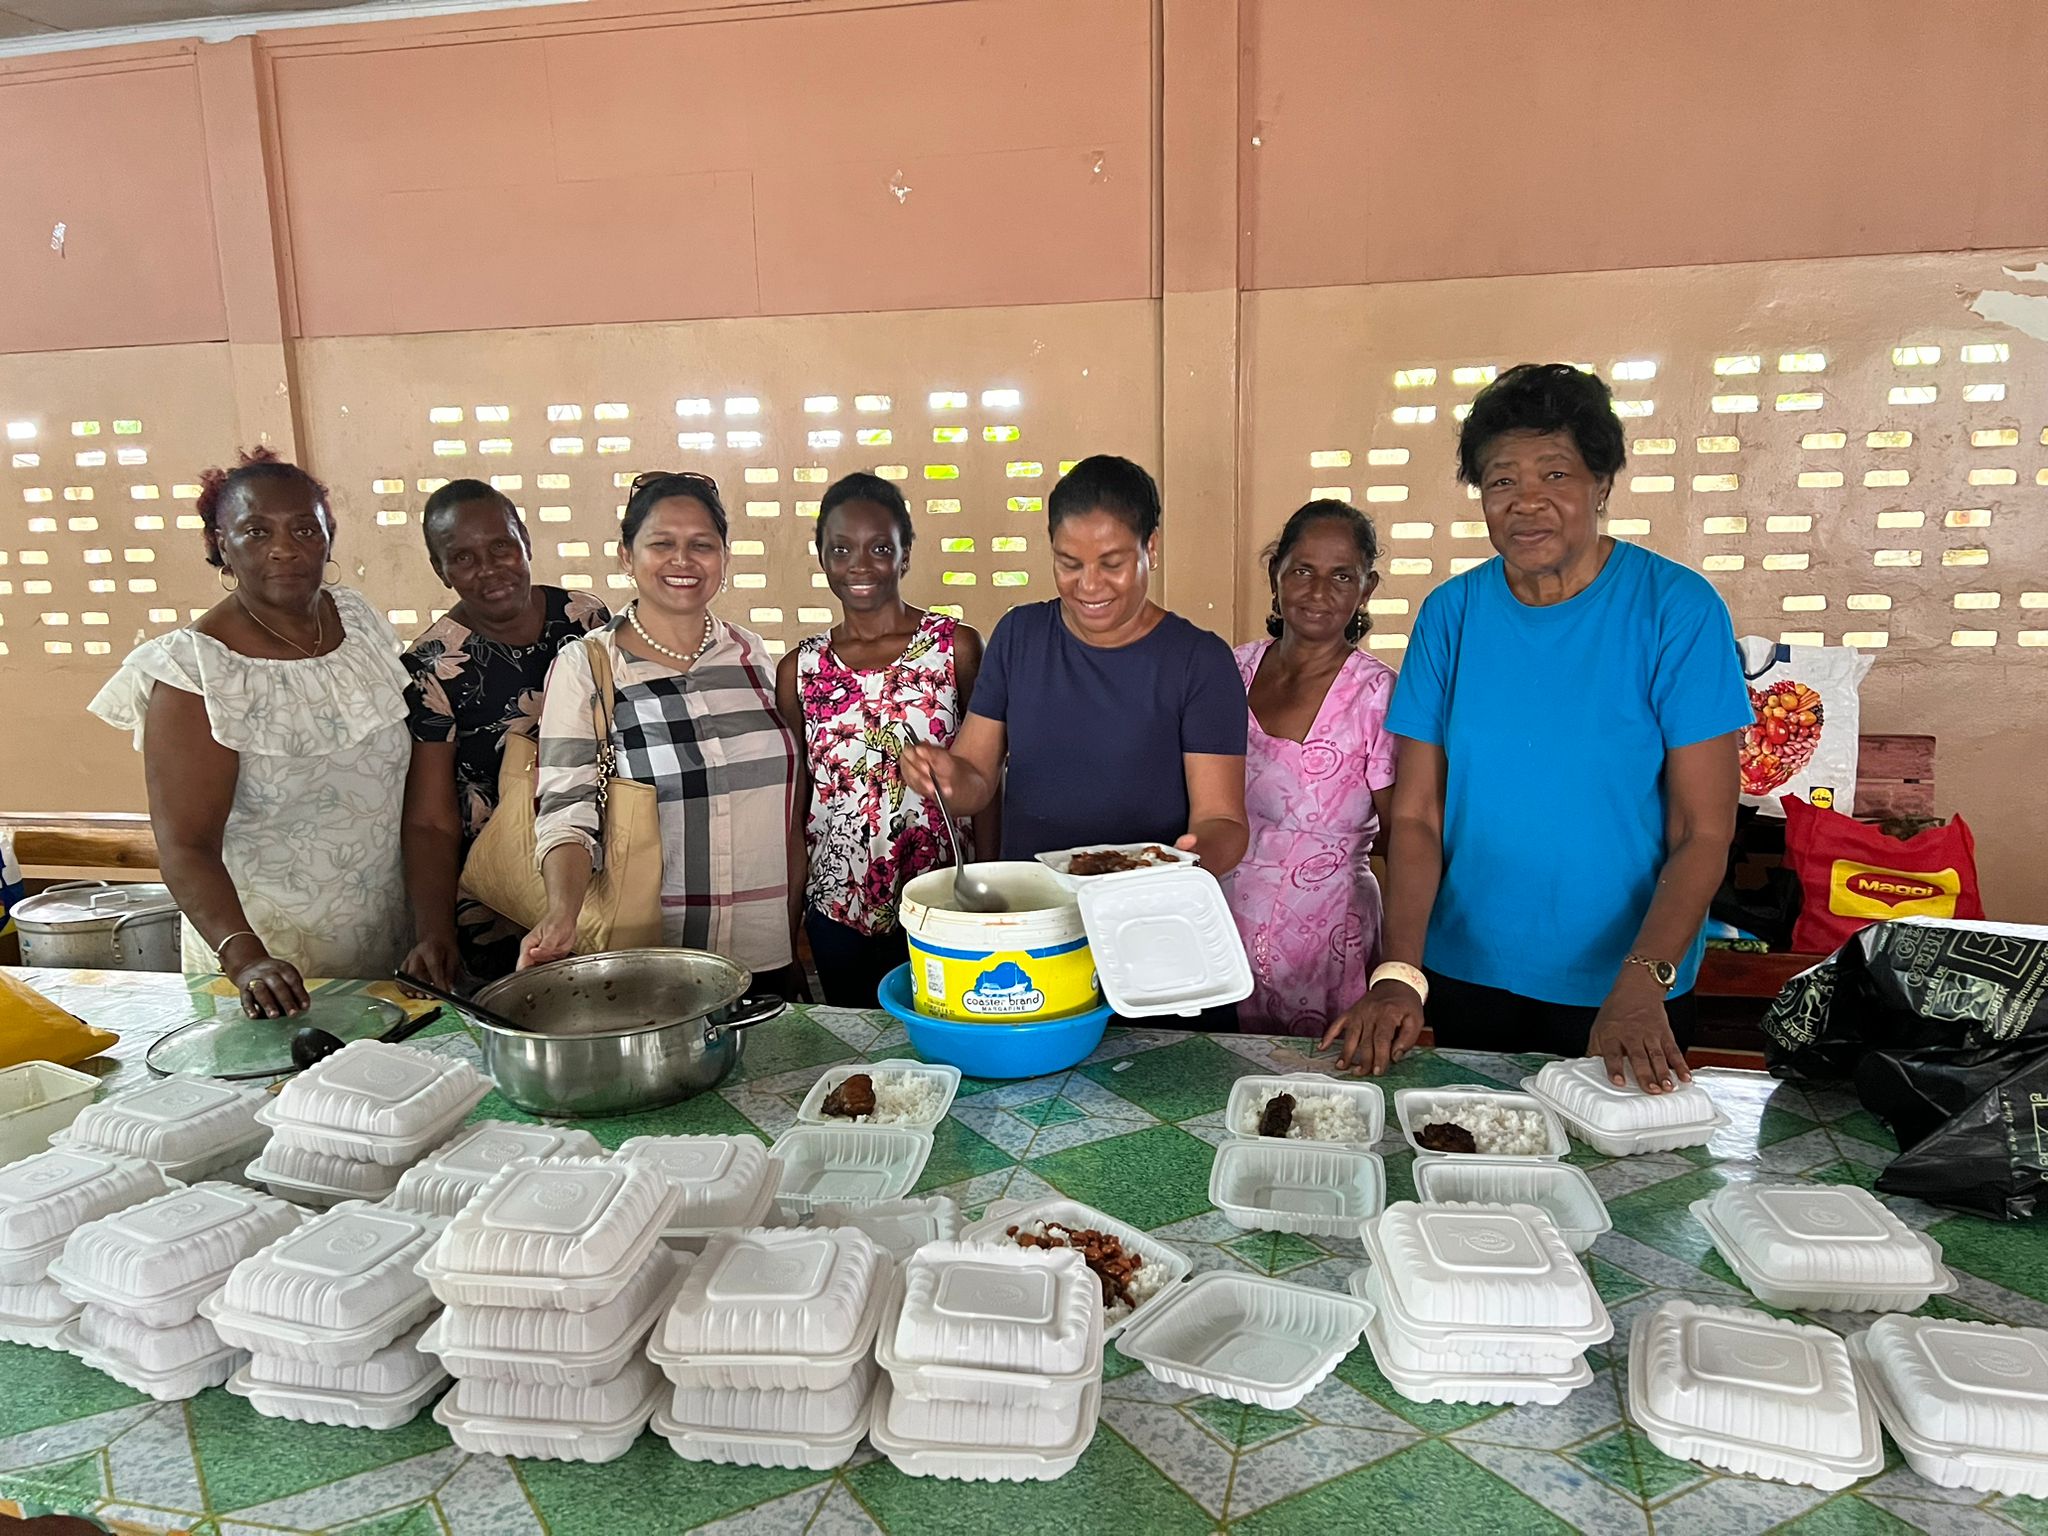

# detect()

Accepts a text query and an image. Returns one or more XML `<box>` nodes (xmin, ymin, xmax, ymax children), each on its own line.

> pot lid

<box><xmin>13</xmin><ymin>882</ymin><xmax>178</xmax><ymax>931</ymax></box>
<box><xmin>145</xmin><ymin>993</ymin><xmax>408</xmax><ymax>1081</ymax></box>
<box><xmin>1075</xmin><ymin>865</ymin><xmax>1253</xmax><ymax>1018</ymax></box>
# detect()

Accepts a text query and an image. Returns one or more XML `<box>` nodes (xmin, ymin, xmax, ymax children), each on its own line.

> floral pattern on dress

<box><xmin>1222</xmin><ymin>640</ymin><xmax>1400</xmax><ymax>1037</ymax></box>
<box><xmin>796</xmin><ymin>613</ymin><xmax>965</xmax><ymax>936</ymax></box>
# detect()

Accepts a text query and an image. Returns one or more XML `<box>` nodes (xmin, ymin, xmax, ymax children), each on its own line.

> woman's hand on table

<box><xmin>399</xmin><ymin>933</ymin><xmax>462</xmax><ymax>994</ymax></box>
<box><xmin>1321</xmin><ymin>978</ymin><xmax>1426</xmax><ymax>1075</ymax></box>
<box><xmin>1588</xmin><ymin>981</ymin><xmax>1692</xmax><ymax>1093</ymax></box>
<box><xmin>227</xmin><ymin>944</ymin><xmax>310</xmax><ymax>1019</ymax></box>
<box><xmin>518</xmin><ymin>909</ymin><xmax>577</xmax><ymax>971</ymax></box>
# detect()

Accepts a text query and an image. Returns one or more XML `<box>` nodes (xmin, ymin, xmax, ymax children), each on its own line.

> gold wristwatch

<box><xmin>1623</xmin><ymin>953</ymin><xmax>1678</xmax><ymax>991</ymax></box>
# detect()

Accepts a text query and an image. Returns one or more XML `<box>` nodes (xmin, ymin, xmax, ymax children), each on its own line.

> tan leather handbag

<box><xmin>458</xmin><ymin>636</ymin><xmax>664</xmax><ymax>954</ymax></box>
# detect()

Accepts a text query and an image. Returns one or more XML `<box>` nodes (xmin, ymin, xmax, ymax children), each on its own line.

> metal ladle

<box><xmin>914</xmin><ymin>738</ymin><xmax>1006</xmax><ymax>913</ymax></box>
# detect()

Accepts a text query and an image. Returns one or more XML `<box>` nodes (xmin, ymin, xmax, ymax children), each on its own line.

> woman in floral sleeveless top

<box><xmin>776</xmin><ymin>473</ymin><xmax>995</xmax><ymax>1005</ymax></box>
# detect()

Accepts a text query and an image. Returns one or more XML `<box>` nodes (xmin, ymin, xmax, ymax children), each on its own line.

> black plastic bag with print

<box><xmin>1853</xmin><ymin>1039</ymin><xmax>2048</xmax><ymax>1221</ymax></box>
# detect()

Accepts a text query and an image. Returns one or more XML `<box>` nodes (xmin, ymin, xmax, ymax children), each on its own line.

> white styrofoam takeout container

<box><xmin>247</xmin><ymin>1139</ymin><xmax>404</xmax><ymax>1207</ymax></box>
<box><xmin>434</xmin><ymin>1354</ymin><xmax>665</xmax><ymax>1464</ymax></box>
<box><xmin>418</xmin><ymin>1156</ymin><xmax>678</xmax><ymax>1313</ymax></box>
<box><xmin>1209</xmin><ymin>1141</ymin><xmax>1384</xmax><ymax>1238</ymax></box>
<box><xmin>1350</xmin><ymin>1265</ymin><xmax>1594</xmax><ymax>1381</ymax></box>
<box><xmin>616</xmin><ymin>1134</ymin><xmax>779</xmax><ymax>1242</ymax></box>
<box><xmin>874</xmin><ymin>1263</ymin><xmax>1102</xmax><ymax>1416</ymax></box>
<box><xmin>1223</xmin><ymin>1072</ymin><xmax>1387</xmax><ymax>1149</ymax></box>
<box><xmin>0</xmin><ymin>1276</ymin><xmax>82</xmax><ymax>1348</ymax></box>
<box><xmin>71</xmin><ymin>1304</ymin><xmax>226</xmax><ymax>1377</ymax></box>
<box><xmin>1114</xmin><ymin>1271</ymin><xmax>1369</xmax><ymax>1411</ymax></box>
<box><xmin>1394</xmin><ymin>1087</ymin><xmax>1569</xmax><ymax>1161</ymax></box>
<box><xmin>812</xmin><ymin>1194</ymin><xmax>960</xmax><ymax>1265</ymax></box>
<box><xmin>204</xmin><ymin>1200</ymin><xmax>443</xmax><ymax>1363</ymax></box>
<box><xmin>228</xmin><ymin>1353</ymin><xmax>450</xmax><ymax>1431</ymax></box>
<box><xmin>385</xmin><ymin>1120</ymin><xmax>603</xmax><ymax>1220</ymax></box>
<box><xmin>1521</xmin><ymin>1058</ymin><xmax>1726</xmax><ymax>1157</ymax></box>
<box><xmin>767</xmin><ymin>1124</ymin><xmax>932</xmax><ymax>1217</ymax></box>
<box><xmin>866</xmin><ymin>1375</ymin><xmax>1100</xmax><ymax>1483</ymax></box>
<box><xmin>648</xmin><ymin>1228</ymin><xmax>885</xmax><ymax>1392</ymax></box>
<box><xmin>797</xmin><ymin>1060</ymin><xmax>963</xmax><ymax>1130</ymax></box>
<box><xmin>1353</xmin><ymin>1273</ymin><xmax>1594</xmax><ymax>1407</ymax></box>
<box><xmin>419</xmin><ymin>1247</ymin><xmax>683</xmax><ymax>1388</ymax></box>
<box><xmin>1074</xmin><ymin>865</ymin><xmax>1253</xmax><ymax>1018</ymax></box>
<box><xmin>58</xmin><ymin>1076</ymin><xmax>268</xmax><ymax>1175</ymax></box>
<box><xmin>0</xmin><ymin>1061</ymin><xmax>99</xmax><ymax>1164</ymax></box>
<box><xmin>1034</xmin><ymin>842</ymin><xmax>1200</xmax><ymax>887</ymax></box>
<box><xmin>48</xmin><ymin>1180</ymin><xmax>302</xmax><ymax>1329</ymax></box>
<box><xmin>958</xmin><ymin>1196</ymin><xmax>1190</xmax><ymax>1340</ymax></box>
<box><xmin>244</xmin><ymin>1318</ymin><xmax>443</xmax><ymax>1399</ymax></box>
<box><xmin>1691</xmin><ymin>1184</ymin><xmax>1955</xmax><ymax>1313</ymax></box>
<box><xmin>892</xmin><ymin>1242</ymin><xmax>1099</xmax><ymax>1377</ymax></box>
<box><xmin>66</xmin><ymin>1319</ymin><xmax>245</xmax><ymax>1402</ymax></box>
<box><xmin>1411</xmin><ymin>1157</ymin><xmax>1611</xmax><ymax>1255</ymax></box>
<box><xmin>0</xmin><ymin>1147</ymin><xmax>169</xmax><ymax>1285</ymax></box>
<box><xmin>1363</xmin><ymin>1202</ymin><xmax>1608</xmax><ymax>1345</ymax></box>
<box><xmin>1628</xmin><ymin>1299</ymin><xmax>1883</xmax><ymax>1490</ymax></box>
<box><xmin>1850</xmin><ymin>1318</ymin><xmax>2048</xmax><ymax>1498</ymax></box>
<box><xmin>652</xmin><ymin>1357</ymin><xmax>877</xmax><ymax>1471</ymax></box>
<box><xmin>256</xmin><ymin>1040</ymin><xmax>488</xmax><ymax>1167</ymax></box>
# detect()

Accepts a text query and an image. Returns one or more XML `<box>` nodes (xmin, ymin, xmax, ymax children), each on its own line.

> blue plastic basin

<box><xmin>875</xmin><ymin>964</ymin><xmax>1111</xmax><ymax>1081</ymax></box>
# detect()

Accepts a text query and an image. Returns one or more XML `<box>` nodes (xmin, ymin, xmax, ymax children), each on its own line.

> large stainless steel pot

<box><xmin>468</xmin><ymin>949</ymin><xmax>786</xmax><ymax>1117</ymax></box>
<box><xmin>12</xmin><ymin>881</ymin><xmax>181</xmax><ymax>971</ymax></box>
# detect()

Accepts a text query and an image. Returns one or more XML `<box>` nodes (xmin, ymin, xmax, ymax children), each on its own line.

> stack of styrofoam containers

<box><xmin>1355</xmin><ymin>1201</ymin><xmax>1612</xmax><ymax>1406</ymax></box>
<box><xmin>1208</xmin><ymin>1074</ymin><xmax>1386</xmax><ymax>1240</ymax></box>
<box><xmin>55</xmin><ymin>1078</ymin><xmax>270</xmax><ymax>1185</ymax></box>
<box><xmin>249</xmin><ymin>1040</ymin><xmax>489</xmax><ymax>1207</ymax></box>
<box><xmin>1629</xmin><ymin>1298</ymin><xmax>1883</xmax><ymax>1488</ymax></box>
<box><xmin>385</xmin><ymin>1120</ymin><xmax>603</xmax><ymax>1219</ymax></box>
<box><xmin>646</xmin><ymin>1227</ymin><xmax>888</xmax><ymax>1471</ymax></box>
<box><xmin>0</xmin><ymin>1148</ymin><xmax>169</xmax><ymax>1349</ymax></box>
<box><xmin>1411</xmin><ymin>1158</ymin><xmax>1611</xmax><ymax>1253</ymax></box>
<box><xmin>1850</xmin><ymin>1315</ymin><xmax>2048</xmax><ymax>1497</ymax></box>
<box><xmin>1523</xmin><ymin>1058</ymin><xmax>1727</xmax><ymax>1157</ymax></box>
<box><xmin>206</xmin><ymin>1200</ymin><xmax>450</xmax><ymax>1428</ymax></box>
<box><xmin>48</xmin><ymin>1181</ymin><xmax>302</xmax><ymax>1399</ymax></box>
<box><xmin>1691</xmin><ymin>1184</ymin><xmax>1957</xmax><ymax>1313</ymax></box>
<box><xmin>616</xmin><ymin>1135</ymin><xmax>780</xmax><ymax>1251</ymax></box>
<box><xmin>422</xmin><ymin>1155</ymin><xmax>680</xmax><ymax>1463</ymax></box>
<box><xmin>869</xmin><ymin>1241</ymin><xmax>1102</xmax><ymax>1481</ymax></box>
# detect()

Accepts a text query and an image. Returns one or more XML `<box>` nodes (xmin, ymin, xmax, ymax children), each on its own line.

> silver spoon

<box><xmin>911</xmin><ymin>737</ymin><xmax>1007</xmax><ymax>913</ymax></box>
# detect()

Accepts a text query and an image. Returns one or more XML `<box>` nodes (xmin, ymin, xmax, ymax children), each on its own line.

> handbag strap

<box><xmin>584</xmin><ymin>635</ymin><xmax>620</xmax><ymax>814</ymax></box>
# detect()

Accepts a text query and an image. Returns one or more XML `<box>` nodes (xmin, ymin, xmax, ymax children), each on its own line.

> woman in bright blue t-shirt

<box><xmin>1330</xmin><ymin>363</ymin><xmax>1751</xmax><ymax>1093</ymax></box>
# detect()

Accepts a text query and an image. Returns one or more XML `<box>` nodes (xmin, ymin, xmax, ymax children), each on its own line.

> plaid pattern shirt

<box><xmin>534</xmin><ymin>616</ymin><xmax>797</xmax><ymax>972</ymax></box>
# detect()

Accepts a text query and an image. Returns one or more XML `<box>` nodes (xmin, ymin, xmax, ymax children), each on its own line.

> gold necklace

<box><xmin>238</xmin><ymin>592</ymin><xmax>324</xmax><ymax>658</ymax></box>
<box><xmin>627</xmin><ymin>601</ymin><xmax>715</xmax><ymax>667</ymax></box>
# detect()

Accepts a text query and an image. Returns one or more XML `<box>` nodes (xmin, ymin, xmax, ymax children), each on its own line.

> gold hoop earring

<box><xmin>219</xmin><ymin>567</ymin><xmax>239</xmax><ymax>593</ymax></box>
<box><xmin>323</xmin><ymin>559</ymin><xmax>342</xmax><ymax>586</ymax></box>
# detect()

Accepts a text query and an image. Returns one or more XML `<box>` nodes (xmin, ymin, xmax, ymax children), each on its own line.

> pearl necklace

<box><xmin>628</xmin><ymin>601</ymin><xmax>716</xmax><ymax>667</ymax></box>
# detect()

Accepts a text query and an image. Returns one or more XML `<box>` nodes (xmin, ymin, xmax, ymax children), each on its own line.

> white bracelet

<box><xmin>1369</xmin><ymin>961</ymin><xmax>1429</xmax><ymax>1004</ymax></box>
<box><xmin>212</xmin><ymin>929</ymin><xmax>259</xmax><ymax>966</ymax></box>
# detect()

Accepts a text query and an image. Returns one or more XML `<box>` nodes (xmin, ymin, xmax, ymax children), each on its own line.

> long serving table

<box><xmin>2</xmin><ymin>969</ymin><xmax>2045</xmax><ymax>1536</ymax></box>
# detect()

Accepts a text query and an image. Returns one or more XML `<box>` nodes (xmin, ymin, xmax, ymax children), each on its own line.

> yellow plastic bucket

<box><xmin>899</xmin><ymin>863</ymin><xmax>1099</xmax><ymax>1023</ymax></box>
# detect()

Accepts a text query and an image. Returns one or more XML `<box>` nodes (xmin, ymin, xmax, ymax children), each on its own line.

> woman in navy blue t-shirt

<box><xmin>901</xmin><ymin>455</ymin><xmax>1249</xmax><ymax>872</ymax></box>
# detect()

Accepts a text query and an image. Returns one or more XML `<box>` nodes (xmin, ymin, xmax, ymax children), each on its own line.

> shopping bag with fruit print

<box><xmin>1734</xmin><ymin>637</ymin><xmax>1873</xmax><ymax>817</ymax></box>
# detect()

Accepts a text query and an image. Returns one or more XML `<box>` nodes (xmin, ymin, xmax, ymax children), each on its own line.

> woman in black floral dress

<box><xmin>399</xmin><ymin>480</ymin><xmax>608</xmax><ymax>986</ymax></box>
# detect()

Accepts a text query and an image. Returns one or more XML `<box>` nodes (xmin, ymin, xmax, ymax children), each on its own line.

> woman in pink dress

<box><xmin>1226</xmin><ymin>500</ymin><xmax>1398</xmax><ymax>1037</ymax></box>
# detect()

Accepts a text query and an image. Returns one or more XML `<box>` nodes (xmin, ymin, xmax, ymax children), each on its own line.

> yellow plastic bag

<box><xmin>0</xmin><ymin>969</ymin><xmax>120</xmax><ymax>1069</ymax></box>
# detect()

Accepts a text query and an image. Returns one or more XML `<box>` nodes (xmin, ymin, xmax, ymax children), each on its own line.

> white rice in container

<box><xmin>1236</xmin><ymin>1090</ymin><xmax>1377</xmax><ymax>1146</ymax></box>
<box><xmin>1415</xmin><ymin>1100</ymin><xmax>1551</xmax><ymax>1157</ymax></box>
<box><xmin>1007</xmin><ymin>1219</ymin><xmax>1165</xmax><ymax>1325</ymax></box>
<box><xmin>821</xmin><ymin>1071</ymin><xmax>943</xmax><ymax>1127</ymax></box>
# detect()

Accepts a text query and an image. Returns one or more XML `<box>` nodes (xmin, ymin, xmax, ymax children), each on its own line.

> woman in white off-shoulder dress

<box><xmin>89</xmin><ymin>449</ymin><xmax>413</xmax><ymax>1014</ymax></box>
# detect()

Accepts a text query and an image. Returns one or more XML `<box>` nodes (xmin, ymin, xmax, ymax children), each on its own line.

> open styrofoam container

<box><xmin>229</xmin><ymin>1353</ymin><xmax>450</xmax><ymax>1431</ymax></box>
<box><xmin>0</xmin><ymin>1147</ymin><xmax>169</xmax><ymax>1285</ymax></box>
<box><xmin>616</xmin><ymin>1135</ymin><xmax>780</xmax><ymax>1239</ymax></box>
<box><xmin>256</xmin><ymin>1041</ymin><xmax>489</xmax><ymax>1167</ymax></box>
<box><xmin>1521</xmin><ymin>1059</ymin><xmax>1726</xmax><ymax>1157</ymax></box>
<box><xmin>1849</xmin><ymin>1320</ymin><xmax>2048</xmax><ymax>1498</ymax></box>
<box><xmin>1074</xmin><ymin>865</ymin><xmax>1253</xmax><ymax>1018</ymax></box>
<box><xmin>1394</xmin><ymin>1087</ymin><xmax>1568</xmax><ymax>1161</ymax></box>
<box><xmin>1350</xmin><ymin>1265</ymin><xmax>1589</xmax><ymax>1380</ymax></box>
<box><xmin>420</xmin><ymin>1246</ymin><xmax>682</xmax><ymax>1388</ymax></box>
<box><xmin>68</xmin><ymin>1321</ymin><xmax>244</xmax><ymax>1402</ymax></box>
<box><xmin>1224</xmin><ymin>1073</ymin><xmax>1386</xmax><ymax>1149</ymax></box>
<box><xmin>204</xmin><ymin>1200</ymin><xmax>443</xmax><ymax>1363</ymax></box>
<box><xmin>48</xmin><ymin>1181</ymin><xmax>302</xmax><ymax>1329</ymax></box>
<box><xmin>1411</xmin><ymin>1158</ymin><xmax>1611</xmax><ymax>1255</ymax></box>
<box><xmin>649</xmin><ymin>1227</ymin><xmax>884</xmax><ymax>1390</ymax></box>
<box><xmin>654</xmin><ymin>1358</ymin><xmax>877</xmax><ymax>1471</ymax></box>
<box><xmin>1035</xmin><ymin>842</ymin><xmax>1201</xmax><ymax>886</ymax></box>
<box><xmin>797</xmin><ymin>1060</ymin><xmax>962</xmax><ymax>1130</ymax></box>
<box><xmin>812</xmin><ymin>1194</ymin><xmax>960</xmax><ymax>1265</ymax></box>
<box><xmin>1357</xmin><ymin>1279</ymin><xmax>1593</xmax><ymax>1407</ymax></box>
<box><xmin>1209</xmin><ymin>1141</ymin><xmax>1383</xmax><ymax>1238</ymax></box>
<box><xmin>419</xmin><ymin>1156</ymin><xmax>678</xmax><ymax>1312</ymax></box>
<box><xmin>1364</xmin><ymin>1202</ymin><xmax>1607</xmax><ymax>1345</ymax></box>
<box><xmin>1115</xmin><ymin>1271</ymin><xmax>1368</xmax><ymax>1411</ymax></box>
<box><xmin>385</xmin><ymin>1120</ymin><xmax>603</xmax><ymax>1220</ymax></box>
<box><xmin>0</xmin><ymin>1061</ymin><xmax>98</xmax><ymax>1164</ymax></box>
<box><xmin>247</xmin><ymin>1139</ymin><xmax>404</xmax><ymax>1208</ymax></box>
<box><xmin>1628</xmin><ymin>1299</ymin><xmax>1882</xmax><ymax>1490</ymax></box>
<box><xmin>958</xmin><ymin>1196</ymin><xmax>1189</xmax><ymax>1339</ymax></box>
<box><xmin>1692</xmin><ymin>1185</ymin><xmax>1955</xmax><ymax>1313</ymax></box>
<box><xmin>59</xmin><ymin>1077</ymin><xmax>268</xmax><ymax>1171</ymax></box>
<box><xmin>868</xmin><ymin>1374</ymin><xmax>1100</xmax><ymax>1483</ymax></box>
<box><xmin>768</xmin><ymin>1124</ymin><xmax>932</xmax><ymax>1217</ymax></box>
<box><xmin>434</xmin><ymin>1355</ymin><xmax>664</xmax><ymax>1464</ymax></box>
<box><xmin>245</xmin><ymin>1318</ymin><xmax>442</xmax><ymax>1399</ymax></box>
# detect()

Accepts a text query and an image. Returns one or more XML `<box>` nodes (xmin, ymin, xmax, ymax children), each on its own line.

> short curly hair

<box><xmin>195</xmin><ymin>446</ymin><xmax>333</xmax><ymax>569</ymax></box>
<box><xmin>1456</xmin><ymin>363</ymin><xmax>1626</xmax><ymax>489</ymax></box>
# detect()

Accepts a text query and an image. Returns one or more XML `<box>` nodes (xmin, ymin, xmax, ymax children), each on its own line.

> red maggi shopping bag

<box><xmin>1782</xmin><ymin>795</ymin><xmax>1984</xmax><ymax>953</ymax></box>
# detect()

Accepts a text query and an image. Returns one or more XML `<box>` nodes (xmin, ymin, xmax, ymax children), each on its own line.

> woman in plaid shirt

<box><xmin>524</xmin><ymin>472</ymin><xmax>803</xmax><ymax>992</ymax></box>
